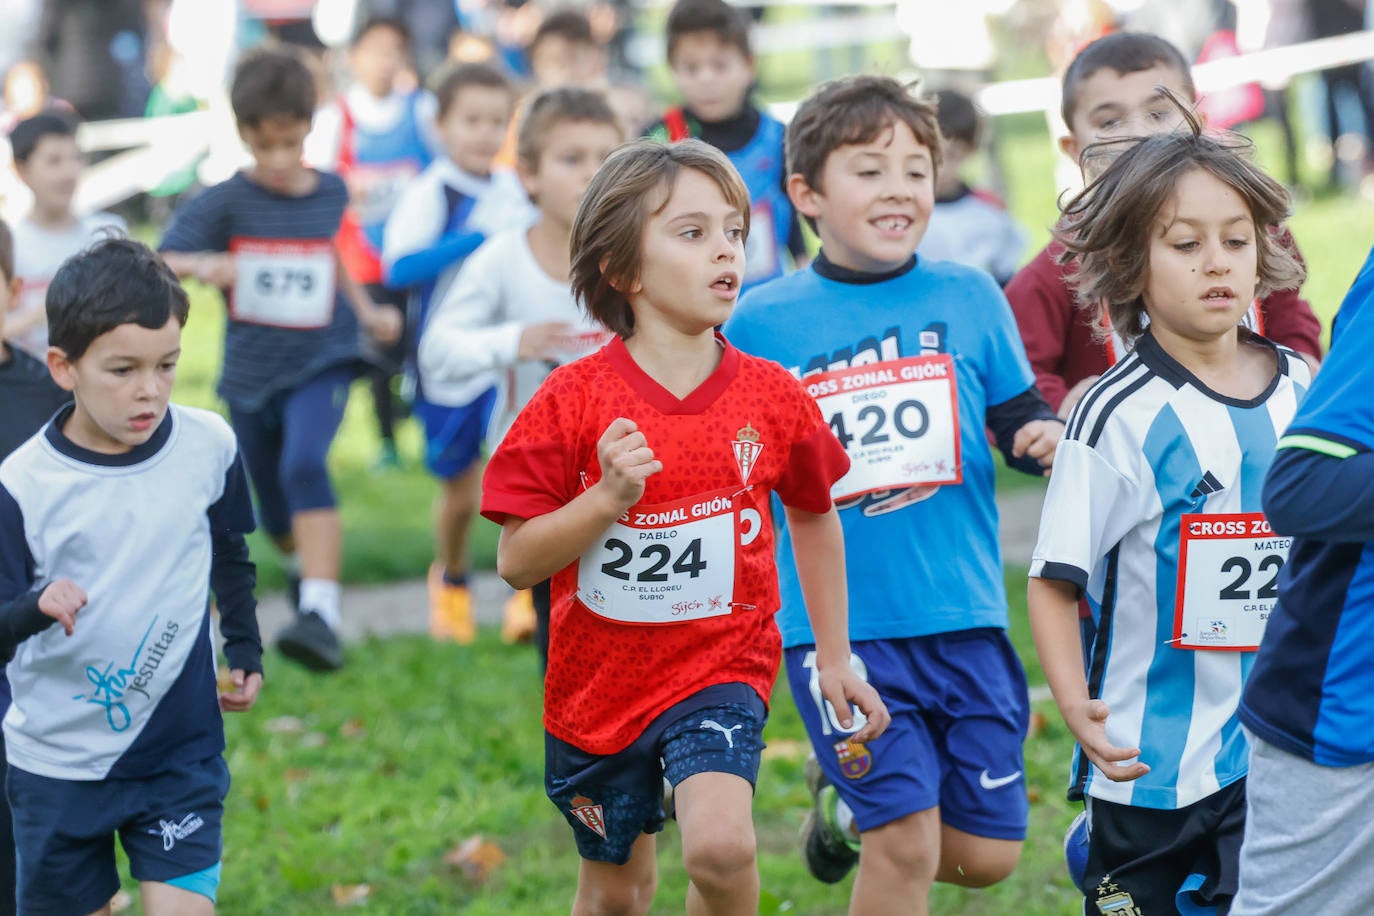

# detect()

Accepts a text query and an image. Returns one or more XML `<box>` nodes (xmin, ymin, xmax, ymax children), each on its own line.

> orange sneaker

<box><xmin>501</xmin><ymin>589</ymin><xmax>537</xmax><ymax>644</ymax></box>
<box><xmin>428</xmin><ymin>564</ymin><xmax>476</xmax><ymax>644</ymax></box>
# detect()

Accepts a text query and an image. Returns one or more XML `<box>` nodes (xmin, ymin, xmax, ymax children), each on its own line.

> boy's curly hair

<box><xmin>1054</xmin><ymin>89</ymin><xmax>1304</xmax><ymax>344</ymax></box>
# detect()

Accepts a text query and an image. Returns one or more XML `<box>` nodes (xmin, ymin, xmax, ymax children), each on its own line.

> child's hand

<box><xmin>195</xmin><ymin>253</ymin><xmax>238</xmax><ymax>289</ymax></box>
<box><xmin>518</xmin><ymin>321</ymin><xmax>575</xmax><ymax>362</ymax></box>
<box><xmin>1066</xmin><ymin>698</ymin><xmax>1150</xmax><ymax>782</ymax></box>
<box><xmin>596</xmin><ymin>418</ymin><xmax>662</xmax><ymax>510</ymax></box>
<box><xmin>1012</xmin><ymin>419</ymin><xmax>1064</xmax><ymax>475</ymax></box>
<box><xmin>816</xmin><ymin>662</ymin><xmax>892</xmax><ymax>745</ymax></box>
<box><xmin>364</xmin><ymin>305</ymin><xmax>404</xmax><ymax>345</ymax></box>
<box><xmin>38</xmin><ymin>579</ymin><xmax>87</xmax><ymax>636</ymax></box>
<box><xmin>218</xmin><ymin>670</ymin><xmax>263</xmax><ymax>713</ymax></box>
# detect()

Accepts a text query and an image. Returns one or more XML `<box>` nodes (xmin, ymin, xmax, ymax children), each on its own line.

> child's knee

<box><xmin>575</xmin><ymin>870</ymin><xmax>656</xmax><ymax>916</ymax></box>
<box><xmin>937</xmin><ymin>836</ymin><xmax>1021</xmax><ymax>888</ymax></box>
<box><xmin>681</xmin><ymin>831</ymin><xmax>756</xmax><ymax>890</ymax></box>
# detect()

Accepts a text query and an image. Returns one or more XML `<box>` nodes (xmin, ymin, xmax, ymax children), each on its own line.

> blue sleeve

<box><xmin>977</xmin><ymin>278</ymin><xmax>1037</xmax><ymax>407</ymax></box>
<box><xmin>384</xmin><ymin>229</ymin><xmax>487</xmax><ymax>289</ymax></box>
<box><xmin>159</xmin><ymin>183</ymin><xmax>230</xmax><ymax>254</ymax></box>
<box><xmin>208</xmin><ymin>454</ymin><xmax>262</xmax><ymax>674</ymax></box>
<box><xmin>987</xmin><ymin>386</ymin><xmax>1062</xmax><ymax>475</ymax></box>
<box><xmin>0</xmin><ymin>483</ymin><xmax>51</xmax><ymax>650</ymax></box>
<box><xmin>1263</xmin><ymin>445</ymin><xmax>1374</xmax><ymax>542</ymax></box>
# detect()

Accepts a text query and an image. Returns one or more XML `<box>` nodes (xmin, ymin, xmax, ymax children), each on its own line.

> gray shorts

<box><xmin>1233</xmin><ymin>733</ymin><xmax>1374</xmax><ymax>915</ymax></box>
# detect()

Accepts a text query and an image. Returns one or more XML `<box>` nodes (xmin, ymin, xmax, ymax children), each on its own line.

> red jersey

<box><xmin>1006</xmin><ymin>235</ymin><xmax>1322</xmax><ymax>413</ymax></box>
<box><xmin>481</xmin><ymin>335</ymin><xmax>849</xmax><ymax>754</ymax></box>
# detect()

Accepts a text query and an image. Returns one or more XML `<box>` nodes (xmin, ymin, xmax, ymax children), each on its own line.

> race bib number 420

<box><xmin>229</xmin><ymin>237</ymin><xmax>336</xmax><ymax>329</ymax></box>
<box><xmin>805</xmin><ymin>355</ymin><xmax>962</xmax><ymax>501</ymax></box>
<box><xmin>1173</xmin><ymin>512</ymin><xmax>1290</xmax><ymax>651</ymax></box>
<box><xmin>576</xmin><ymin>489</ymin><xmax>760</xmax><ymax>625</ymax></box>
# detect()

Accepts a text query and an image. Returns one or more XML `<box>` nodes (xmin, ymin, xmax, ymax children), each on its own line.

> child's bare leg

<box><xmin>436</xmin><ymin>464</ymin><xmax>483</xmax><ymax>575</ymax></box>
<box><xmin>573</xmin><ymin>832</ymin><xmax>658</xmax><ymax>916</ymax></box>
<box><xmin>935</xmin><ymin>827</ymin><xmax>1021</xmax><ymax>888</ymax></box>
<box><xmin>675</xmin><ymin>772</ymin><xmax>758</xmax><ymax>916</ymax></box>
<box><xmin>141</xmin><ymin>881</ymin><xmax>214</xmax><ymax>916</ymax></box>
<box><xmin>850</xmin><ymin>807</ymin><xmax>940</xmax><ymax>915</ymax></box>
<box><xmin>292</xmin><ymin>508</ymin><xmax>341</xmax><ymax>581</ymax></box>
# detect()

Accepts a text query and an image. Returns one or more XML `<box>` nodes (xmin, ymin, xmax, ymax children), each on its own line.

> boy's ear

<box><xmin>786</xmin><ymin>173</ymin><xmax>822</xmax><ymax>220</ymax></box>
<box><xmin>1058</xmin><ymin>132</ymin><xmax>1081</xmax><ymax>164</ymax></box>
<box><xmin>515</xmin><ymin>158</ymin><xmax>538</xmax><ymax>197</ymax></box>
<box><xmin>45</xmin><ymin>346</ymin><xmax>77</xmax><ymax>392</ymax></box>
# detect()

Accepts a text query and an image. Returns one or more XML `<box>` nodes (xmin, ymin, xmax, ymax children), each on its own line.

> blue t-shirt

<box><xmin>724</xmin><ymin>254</ymin><xmax>1035</xmax><ymax>646</ymax></box>
<box><xmin>159</xmin><ymin>171</ymin><xmax>363</xmax><ymax>413</ymax></box>
<box><xmin>1241</xmin><ymin>243</ymin><xmax>1374</xmax><ymax>766</ymax></box>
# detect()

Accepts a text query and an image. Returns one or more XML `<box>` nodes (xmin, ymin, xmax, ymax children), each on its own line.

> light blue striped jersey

<box><xmin>1030</xmin><ymin>331</ymin><xmax>1309</xmax><ymax>809</ymax></box>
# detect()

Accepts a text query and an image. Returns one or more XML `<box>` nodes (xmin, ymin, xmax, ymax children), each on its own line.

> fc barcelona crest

<box><xmin>833</xmin><ymin>739</ymin><xmax>872</xmax><ymax>780</ymax></box>
<box><xmin>732</xmin><ymin>423</ymin><xmax>763</xmax><ymax>484</ymax></box>
<box><xmin>570</xmin><ymin>794</ymin><xmax>607</xmax><ymax>839</ymax></box>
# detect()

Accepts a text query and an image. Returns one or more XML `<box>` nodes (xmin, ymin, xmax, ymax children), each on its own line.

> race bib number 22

<box><xmin>1173</xmin><ymin>512</ymin><xmax>1290</xmax><ymax>651</ymax></box>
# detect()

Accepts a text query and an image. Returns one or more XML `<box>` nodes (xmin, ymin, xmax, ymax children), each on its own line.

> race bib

<box><xmin>805</xmin><ymin>355</ymin><xmax>962</xmax><ymax>501</ymax></box>
<box><xmin>1173</xmin><ymin>512</ymin><xmax>1290</xmax><ymax>651</ymax></box>
<box><xmin>743</xmin><ymin>201</ymin><xmax>778</xmax><ymax>282</ymax></box>
<box><xmin>230</xmin><ymin>238</ymin><xmax>336</xmax><ymax>329</ymax></box>
<box><xmin>349</xmin><ymin>161</ymin><xmax>420</xmax><ymax>227</ymax></box>
<box><xmin>577</xmin><ymin>489</ymin><xmax>752</xmax><ymax>625</ymax></box>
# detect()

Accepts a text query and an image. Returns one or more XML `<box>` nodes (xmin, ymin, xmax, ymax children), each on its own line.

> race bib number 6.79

<box><xmin>1173</xmin><ymin>512</ymin><xmax>1290</xmax><ymax>651</ymax></box>
<box><xmin>229</xmin><ymin>237</ymin><xmax>336</xmax><ymax>329</ymax></box>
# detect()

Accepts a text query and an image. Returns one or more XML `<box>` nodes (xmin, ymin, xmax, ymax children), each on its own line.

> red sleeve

<box><xmin>775</xmin><ymin>384</ymin><xmax>850</xmax><ymax>513</ymax></box>
<box><xmin>1258</xmin><ymin>229</ymin><xmax>1323</xmax><ymax>359</ymax></box>
<box><xmin>1005</xmin><ymin>242</ymin><xmax>1076</xmax><ymax>412</ymax></box>
<box><xmin>480</xmin><ymin>385</ymin><xmax>578</xmax><ymax>525</ymax></box>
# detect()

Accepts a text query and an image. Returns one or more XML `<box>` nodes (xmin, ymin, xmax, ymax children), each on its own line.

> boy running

<box><xmin>0</xmin><ymin>237</ymin><xmax>262</xmax><ymax>915</ymax></box>
<box><xmin>481</xmin><ymin>138</ymin><xmax>888</xmax><ymax>914</ymax></box>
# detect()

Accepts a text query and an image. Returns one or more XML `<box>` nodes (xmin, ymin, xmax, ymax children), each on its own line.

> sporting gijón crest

<box><xmin>732</xmin><ymin>423</ymin><xmax>763</xmax><ymax>484</ymax></box>
<box><xmin>570</xmin><ymin>794</ymin><xmax>607</xmax><ymax>838</ymax></box>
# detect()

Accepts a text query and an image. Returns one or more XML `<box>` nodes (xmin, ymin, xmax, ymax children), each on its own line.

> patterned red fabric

<box><xmin>482</xmin><ymin>335</ymin><xmax>848</xmax><ymax>754</ymax></box>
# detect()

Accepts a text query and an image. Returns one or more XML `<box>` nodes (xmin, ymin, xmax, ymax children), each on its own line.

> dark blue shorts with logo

<box><xmin>545</xmin><ymin>682</ymin><xmax>767</xmax><ymax>865</ymax></box>
<box><xmin>9</xmin><ymin>754</ymin><xmax>228</xmax><ymax>915</ymax></box>
<box><xmin>785</xmin><ymin>628</ymin><xmax>1030</xmax><ymax>839</ymax></box>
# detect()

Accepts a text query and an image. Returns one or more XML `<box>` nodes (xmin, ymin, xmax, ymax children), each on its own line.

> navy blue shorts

<box><xmin>785</xmin><ymin>628</ymin><xmax>1030</xmax><ymax>839</ymax></box>
<box><xmin>9</xmin><ymin>755</ymin><xmax>229</xmax><ymax>915</ymax></box>
<box><xmin>412</xmin><ymin>386</ymin><xmax>497</xmax><ymax>480</ymax></box>
<box><xmin>546</xmin><ymin>683</ymin><xmax>767</xmax><ymax>865</ymax></box>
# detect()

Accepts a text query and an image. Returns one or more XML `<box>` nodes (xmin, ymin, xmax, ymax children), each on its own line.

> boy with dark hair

<box><xmin>308</xmin><ymin>15</ymin><xmax>440</xmax><ymax>471</ymax></box>
<box><xmin>160</xmin><ymin>47</ymin><xmax>401</xmax><ymax>673</ymax></box>
<box><xmin>483</xmin><ymin>136</ymin><xmax>888</xmax><ymax>912</ymax></box>
<box><xmin>647</xmin><ymin>0</ymin><xmax>806</xmax><ymax>291</ymax></box>
<box><xmin>725</xmin><ymin>74</ymin><xmax>1062</xmax><ymax>912</ymax></box>
<box><xmin>916</xmin><ymin>88</ymin><xmax>1027</xmax><ymax>286</ymax></box>
<box><xmin>6</xmin><ymin>111</ymin><xmax>125</xmax><ymax>359</ymax></box>
<box><xmin>0</xmin><ymin>236</ymin><xmax>262</xmax><ymax>915</ymax></box>
<box><xmin>1005</xmin><ymin>30</ymin><xmax>1322</xmax><ymax>418</ymax></box>
<box><xmin>528</xmin><ymin>9</ymin><xmax>609</xmax><ymax>90</ymax></box>
<box><xmin>383</xmin><ymin>60</ymin><xmax>533</xmax><ymax>644</ymax></box>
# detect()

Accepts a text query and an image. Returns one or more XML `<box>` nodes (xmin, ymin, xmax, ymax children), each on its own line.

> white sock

<box><xmin>299</xmin><ymin>579</ymin><xmax>341</xmax><ymax>629</ymax></box>
<box><xmin>836</xmin><ymin>799</ymin><xmax>859</xmax><ymax>842</ymax></box>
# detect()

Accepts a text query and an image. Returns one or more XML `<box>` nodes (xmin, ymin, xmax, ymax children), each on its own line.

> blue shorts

<box><xmin>785</xmin><ymin>628</ymin><xmax>1030</xmax><ymax>840</ymax></box>
<box><xmin>412</xmin><ymin>386</ymin><xmax>497</xmax><ymax>480</ymax></box>
<box><xmin>9</xmin><ymin>754</ymin><xmax>229</xmax><ymax>915</ymax></box>
<box><xmin>545</xmin><ymin>682</ymin><xmax>767</xmax><ymax>865</ymax></box>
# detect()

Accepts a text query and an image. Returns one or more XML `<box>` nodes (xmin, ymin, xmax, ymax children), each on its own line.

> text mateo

<box><xmin>128</xmin><ymin>621</ymin><xmax>180</xmax><ymax>699</ymax></box>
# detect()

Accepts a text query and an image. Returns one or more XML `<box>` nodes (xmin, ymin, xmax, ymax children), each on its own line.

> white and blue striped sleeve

<box><xmin>1029</xmin><ymin>437</ymin><xmax>1137</xmax><ymax>595</ymax></box>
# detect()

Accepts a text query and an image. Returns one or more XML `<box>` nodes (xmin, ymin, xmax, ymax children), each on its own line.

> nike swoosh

<box><xmin>979</xmin><ymin>769</ymin><xmax>1022</xmax><ymax>790</ymax></box>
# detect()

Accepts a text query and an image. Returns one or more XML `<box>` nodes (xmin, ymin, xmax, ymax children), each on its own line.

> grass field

<box><xmin>134</xmin><ymin>40</ymin><xmax>1374</xmax><ymax>912</ymax></box>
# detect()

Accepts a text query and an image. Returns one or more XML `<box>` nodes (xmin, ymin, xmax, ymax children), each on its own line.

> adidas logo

<box><xmin>1190</xmin><ymin>471</ymin><xmax>1225</xmax><ymax>500</ymax></box>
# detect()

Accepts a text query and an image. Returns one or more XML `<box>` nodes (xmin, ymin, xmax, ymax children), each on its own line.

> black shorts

<box><xmin>1084</xmin><ymin>778</ymin><xmax>1245</xmax><ymax>915</ymax></box>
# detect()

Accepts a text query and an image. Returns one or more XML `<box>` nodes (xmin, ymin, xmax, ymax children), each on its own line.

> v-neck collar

<box><xmin>605</xmin><ymin>333</ymin><xmax>740</xmax><ymax>415</ymax></box>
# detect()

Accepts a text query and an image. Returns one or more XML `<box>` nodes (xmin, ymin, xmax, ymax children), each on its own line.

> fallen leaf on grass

<box><xmin>331</xmin><ymin>883</ymin><xmax>371</xmax><ymax>906</ymax></box>
<box><xmin>265</xmin><ymin>716</ymin><xmax>304</xmax><ymax>734</ymax></box>
<box><xmin>444</xmin><ymin>835</ymin><xmax>506</xmax><ymax>884</ymax></box>
<box><xmin>284</xmin><ymin>768</ymin><xmax>312</xmax><ymax>783</ymax></box>
<box><xmin>1027</xmin><ymin>786</ymin><xmax>1043</xmax><ymax>804</ymax></box>
<box><xmin>1027</xmin><ymin>710</ymin><xmax>1048</xmax><ymax>740</ymax></box>
<box><xmin>254</xmin><ymin>794</ymin><xmax>271</xmax><ymax>812</ymax></box>
<box><xmin>340</xmin><ymin>718</ymin><xmax>367</xmax><ymax>740</ymax></box>
<box><xmin>110</xmin><ymin>891</ymin><xmax>133</xmax><ymax>913</ymax></box>
<box><xmin>300</xmin><ymin>732</ymin><xmax>329</xmax><ymax>749</ymax></box>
